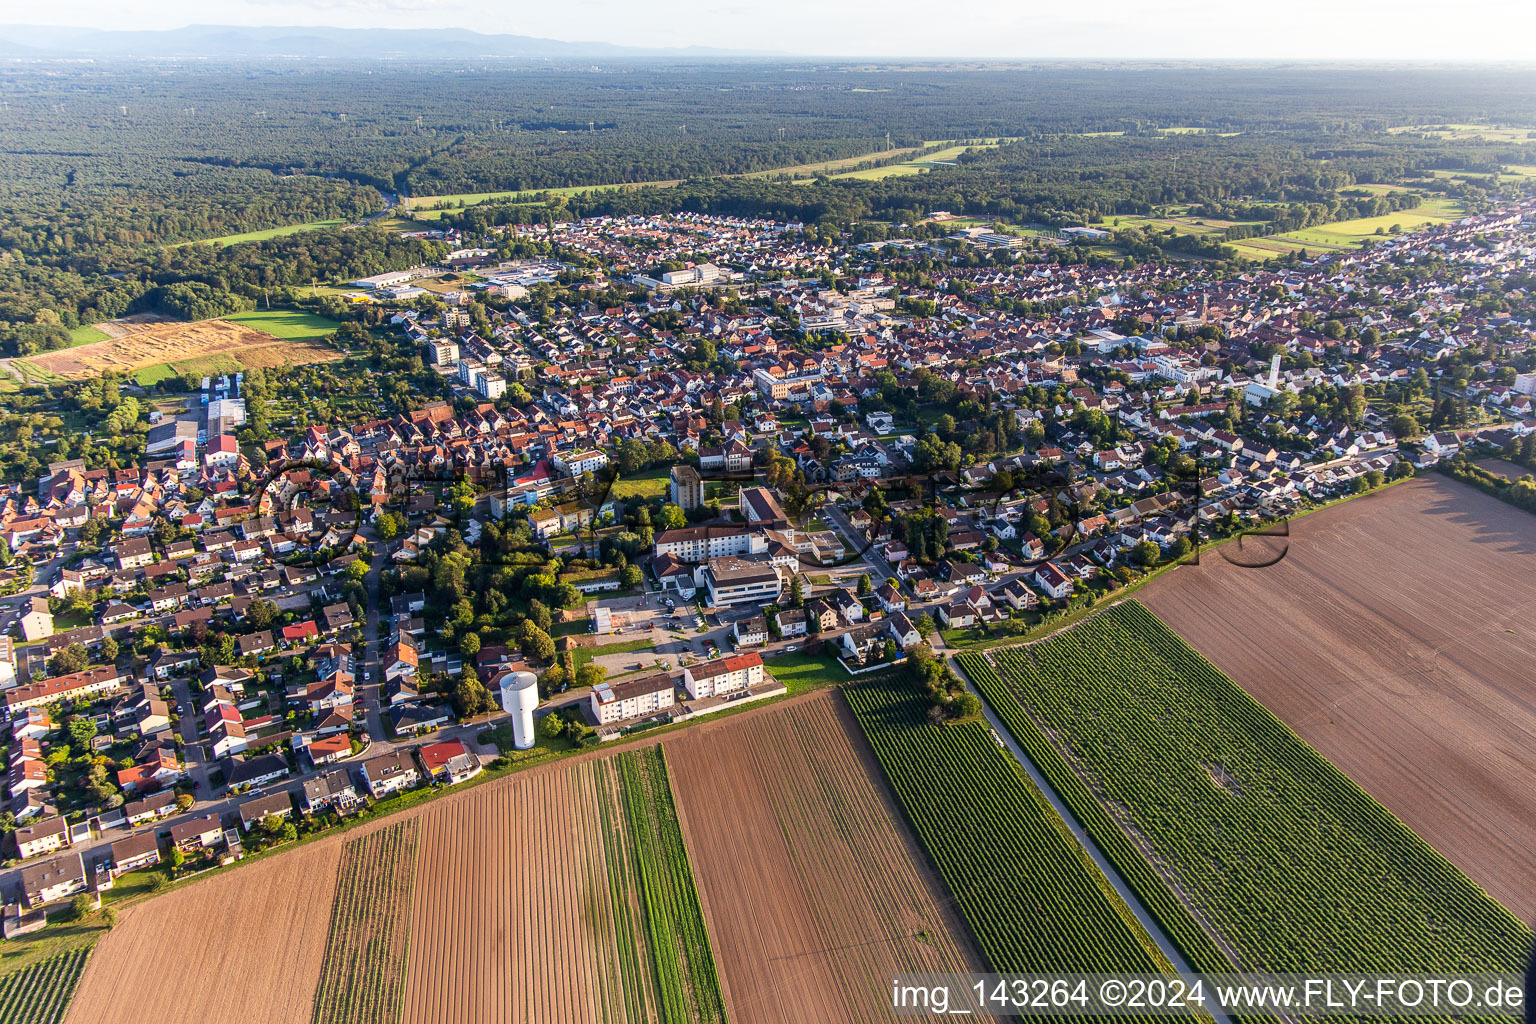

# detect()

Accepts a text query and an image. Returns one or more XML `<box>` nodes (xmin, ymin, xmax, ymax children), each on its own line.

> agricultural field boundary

<box><xmin>0</xmin><ymin>685</ymin><xmax>842</xmax><ymax>988</ymax></box>
<box><xmin>950</xmin><ymin>650</ymin><xmax>1239</xmax><ymax>982</ymax></box>
<box><xmin>312</xmin><ymin>821</ymin><xmax>422</xmax><ymax>1024</ymax></box>
<box><xmin>1140</xmin><ymin>475</ymin><xmax>1536</xmax><ymax>919</ymax></box>
<box><xmin>616</xmin><ymin>747</ymin><xmax>728</xmax><ymax>1024</ymax></box>
<box><xmin>960</xmin><ymin>603</ymin><xmax>1532</xmax><ymax>996</ymax></box>
<box><xmin>0</xmin><ymin>947</ymin><xmax>91</xmax><ymax>1024</ymax></box>
<box><xmin>841</xmin><ymin>674</ymin><xmax>1190</xmax><ymax>992</ymax></box>
<box><xmin>662</xmin><ymin>691</ymin><xmax>981</xmax><ymax>1024</ymax></box>
<box><xmin>19</xmin><ymin>313</ymin><xmax>341</xmax><ymax>384</ymax></box>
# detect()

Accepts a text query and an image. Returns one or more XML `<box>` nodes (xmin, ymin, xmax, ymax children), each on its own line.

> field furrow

<box><xmin>1142</xmin><ymin>477</ymin><xmax>1536</xmax><ymax>918</ymax></box>
<box><xmin>664</xmin><ymin>690</ymin><xmax>982</xmax><ymax>1024</ymax></box>
<box><xmin>311</xmin><ymin>820</ymin><xmax>420</xmax><ymax>1024</ymax></box>
<box><xmin>843</xmin><ymin>671</ymin><xmax>1179</xmax><ymax>999</ymax></box>
<box><xmin>66</xmin><ymin>839</ymin><xmax>341</xmax><ymax>1024</ymax></box>
<box><xmin>0</xmin><ymin>948</ymin><xmax>91</xmax><ymax>1024</ymax></box>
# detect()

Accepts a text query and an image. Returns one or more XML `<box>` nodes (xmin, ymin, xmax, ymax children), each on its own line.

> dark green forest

<box><xmin>553</xmin><ymin>130</ymin><xmax>1534</xmax><ymax>229</ymax></box>
<box><xmin>3</xmin><ymin>61</ymin><xmax>1536</xmax><ymax>354</ymax></box>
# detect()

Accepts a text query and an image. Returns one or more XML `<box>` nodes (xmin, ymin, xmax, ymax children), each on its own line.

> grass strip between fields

<box><xmin>616</xmin><ymin>746</ymin><xmax>728</xmax><ymax>1024</ymax></box>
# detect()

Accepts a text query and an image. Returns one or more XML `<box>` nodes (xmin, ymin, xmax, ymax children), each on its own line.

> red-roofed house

<box><xmin>116</xmin><ymin>749</ymin><xmax>185</xmax><ymax>793</ymax></box>
<box><xmin>303</xmin><ymin>732</ymin><xmax>352</xmax><ymax>766</ymax></box>
<box><xmin>1033</xmin><ymin>562</ymin><xmax>1074</xmax><ymax>600</ymax></box>
<box><xmin>382</xmin><ymin>640</ymin><xmax>418</xmax><ymax>683</ymax></box>
<box><xmin>680</xmin><ymin>651</ymin><xmax>764</xmax><ymax>699</ymax></box>
<box><xmin>282</xmin><ymin>620</ymin><xmax>320</xmax><ymax>643</ymax></box>
<box><xmin>416</xmin><ymin>739</ymin><xmax>481</xmax><ymax>785</ymax></box>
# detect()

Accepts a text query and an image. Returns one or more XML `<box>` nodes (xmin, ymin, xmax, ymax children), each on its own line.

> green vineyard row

<box><xmin>617</xmin><ymin>746</ymin><xmax>729</xmax><ymax>1024</ymax></box>
<box><xmin>0</xmin><ymin>947</ymin><xmax>91</xmax><ymax>1024</ymax></box>
<box><xmin>312</xmin><ymin>821</ymin><xmax>422</xmax><ymax>1024</ymax></box>
<box><xmin>961</xmin><ymin>602</ymin><xmax>1531</xmax><ymax>999</ymax></box>
<box><xmin>843</xmin><ymin>674</ymin><xmax>1175</xmax><ymax>979</ymax></box>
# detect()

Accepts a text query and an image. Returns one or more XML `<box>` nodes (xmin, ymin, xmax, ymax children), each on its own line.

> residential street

<box><xmin>819</xmin><ymin>502</ymin><xmax>892</xmax><ymax>581</ymax></box>
<box><xmin>0</xmin><ymin>551</ymin><xmax>63</xmax><ymax>646</ymax></box>
<box><xmin>359</xmin><ymin>535</ymin><xmax>389</xmax><ymax>740</ymax></box>
<box><xmin>0</xmin><ymin>706</ymin><xmax>509</xmax><ymax>905</ymax></box>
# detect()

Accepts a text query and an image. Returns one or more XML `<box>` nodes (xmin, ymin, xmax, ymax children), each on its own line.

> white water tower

<box><xmin>499</xmin><ymin>671</ymin><xmax>540</xmax><ymax>750</ymax></box>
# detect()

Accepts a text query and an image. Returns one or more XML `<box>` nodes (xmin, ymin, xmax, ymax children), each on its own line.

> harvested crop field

<box><xmin>1142</xmin><ymin>476</ymin><xmax>1536</xmax><ymax>918</ymax></box>
<box><xmin>402</xmin><ymin>749</ymin><xmax>723</xmax><ymax>1024</ymax></box>
<box><xmin>94</xmin><ymin>312</ymin><xmax>177</xmax><ymax>339</ymax></box>
<box><xmin>53</xmin><ymin>690</ymin><xmax>968</xmax><ymax>1024</ymax></box>
<box><xmin>65</xmin><ymin>840</ymin><xmax>342</xmax><ymax>1024</ymax></box>
<box><xmin>22</xmin><ymin>316</ymin><xmax>340</xmax><ymax>381</ymax></box>
<box><xmin>664</xmin><ymin>691</ymin><xmax>981</xmax><ymax>1024</ymax></box>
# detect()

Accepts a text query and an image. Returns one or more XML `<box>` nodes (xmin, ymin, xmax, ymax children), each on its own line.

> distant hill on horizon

<box><xmin>0</xmin><ymin>23</ymin><xmax>772</xmax><ymax>60</ymax></box>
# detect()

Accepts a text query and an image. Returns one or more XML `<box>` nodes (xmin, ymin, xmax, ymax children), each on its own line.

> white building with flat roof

<box><xmin>701</xmin><ymin>556</ymin><xmax>781</xmax><ymax>608</ymax></box>
<box><xmin>653</xmin><ymin>525</ymin><xmax>766</xmax><ymax>563</ymax></box>
<box><xmin>681</xmin><ymin>652</ymin><xmax>764</xmax><ymax>700</ymax></box>
<box><xmin>553</xmin><ymin>450</ymin><xmax>609</xmax><ymax>477</ymax></box>
<box><xmin>351</xmin><ymin>268</ymin><xmax>428</xmax><ymax>290</ymax></box>
<box><xmin>590</xmin><ymin>674</ymin><xmax>675</xmax><ymax>725</ymax></box>
<box><xmin>477</xmin><ymin>374</ymin><xmax>507</xmax><ymax>400</ymax></box>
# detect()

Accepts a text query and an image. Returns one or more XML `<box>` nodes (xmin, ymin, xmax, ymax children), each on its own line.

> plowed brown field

<box><xmin>1474</xmin><ymin>458</ymin><xmax>1533</xmax><ymax>482</ymax></box>
<box><xmin>401</xmin><ymin>764</ymin><xmax>651</xmax><ymax>1024</ymax></box>
<box><xmin>59</xmin><ymin>688</ymin><xmax>969</xmax><ymax>1024</ymax></box>
<box><xmin>664</xmin><ymin>691</ymin><xmax>981</xmax><ymax>1024</ymax></box>
<box><xmin>1142</xmin><ymin>476</ymin><xmax>1536</xmax><ymax>918</ymax></box>
<box><xmin>65</xmin><ymin>839</ymin><xmax>342</xmax><ymax>1024</ymax></box>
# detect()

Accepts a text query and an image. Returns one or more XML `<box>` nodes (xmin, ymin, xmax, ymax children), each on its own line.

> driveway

<box><xmin>169</xmin><ymin>676</ymin><xmax>213</xmax><ymax>796</ymax></box>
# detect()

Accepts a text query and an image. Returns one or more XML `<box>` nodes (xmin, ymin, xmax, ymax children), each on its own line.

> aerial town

<box><xmin>1</xmin><ymin>37</ymin><xmax>1536</xmax><ymax>1017</ymax></box>
<box><xmin>1</xmin><ymin>194</ymin><xmax>1532</xmax><ymax>927</ymax></box>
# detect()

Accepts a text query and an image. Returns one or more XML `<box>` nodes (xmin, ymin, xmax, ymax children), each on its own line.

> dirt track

<box><xmin>65</xmin><ymin>841</ymin><xmax>341</xmax><ymax>1024</ymax></box>
<box><xmin>664</xmin><ymin>691</ymin><xmax>982</xmax><ymax>1024</ymax></box>
<box><xmin>1143</xmin><ymin>477</ymin><xmax>1536</xmax><ymax>919</ymax></box>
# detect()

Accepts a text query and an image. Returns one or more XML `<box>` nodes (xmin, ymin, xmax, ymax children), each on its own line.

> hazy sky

<box><xmin>9</xmin><ymin>0</ymin><xmax>1536</xmax><ymax>60</ymax></box>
